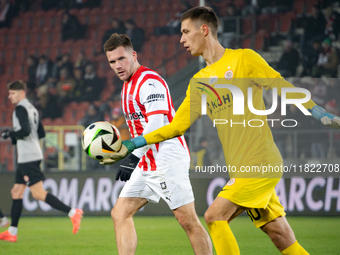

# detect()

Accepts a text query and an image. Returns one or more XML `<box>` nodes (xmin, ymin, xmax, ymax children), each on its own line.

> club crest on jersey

<box><xmin>128</xmin><ymin>95</ymin><xmax>134</xmax><ymax>101</ymax></box>
<box><xmin>160</xmin><ymin>182</ymin><xmax>167</xmax><ymax>190</ymax></box>
<box><xmin>224</xmin><ymin>69</ymin><xmax>234</xmax><ymax>80</ymax></box>
<box><xmin>226</xmin><ymin>178</ymin><xmax>235</xmax><ymax>186</ymax></box>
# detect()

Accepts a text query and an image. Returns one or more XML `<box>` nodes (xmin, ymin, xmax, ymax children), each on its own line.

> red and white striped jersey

<box><xmin>121</xmin><ymin>66</ymin><xmax>190</xmax><ymax>171</ymax></box>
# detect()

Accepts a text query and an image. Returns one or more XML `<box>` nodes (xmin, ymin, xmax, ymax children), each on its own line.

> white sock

<box><xmin>8</xmin><ymin>226</ymin><xmax>17</xmax><ymax>235</ymax></box>
<box><xmin>68</xmin><ymin>208</ymin><xmax>76</xmax><ymax>217</ymax></box>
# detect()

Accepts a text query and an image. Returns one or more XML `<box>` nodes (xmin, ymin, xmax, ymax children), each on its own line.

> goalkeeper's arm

<box><xmin>310</xmin><ymin>105</ymin><xmax>340</xmax><ymax>129</ymax></box>
<box><xmin>104</xmin><ymin>95</ymin><xmax>200</xmax><ymax>163</ymax></box>
<box><xmin>101</xmin><ymin>113</ymin><xmax>168</xmax><ymax>165</ymax></box>
<box><xmin>262</xmin><ymin>74</ymin><xmax>340</xmax><ymax>129</ymax></box>
<box><xmin>132</xmin><ymin>95</ymin><xmax>199</xmax><ymax>148</ymax></box>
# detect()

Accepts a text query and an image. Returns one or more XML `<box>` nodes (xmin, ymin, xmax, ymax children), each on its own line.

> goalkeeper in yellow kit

<box><xmin>102</xmin><ymin>7</ymin><xmax>340</xmax><ymax>255</ymax></box>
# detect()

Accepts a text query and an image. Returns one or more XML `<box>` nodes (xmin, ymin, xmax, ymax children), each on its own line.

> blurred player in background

<box><xmin>103</xmin><ymin>7</ymin><xmax>340</xmax><ymax>255</ymax></box>
<box><xmin>0</xmin><ymin>208</ymin><xmax>9</xmax><ymax>228</ymax></box>
<box><xmin>0</xmin><ymin>80</ymin><xmax>83</xmax><ymax>242</ymax></box>
<box><xmin>103</xmin><ymin>34</ymin><xmax>212</xmax><ymax>255</ymax></box>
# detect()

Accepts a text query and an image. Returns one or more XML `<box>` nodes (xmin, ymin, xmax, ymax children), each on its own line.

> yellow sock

<box><xmin>207</xmin><ymin>221</ymin><xmax>240</xmax><ymax>255</ymax></box>
<box><xmin>281</xmin><ymin>240</ymin><xmax>309</xmax><ymax>255</ymax></box>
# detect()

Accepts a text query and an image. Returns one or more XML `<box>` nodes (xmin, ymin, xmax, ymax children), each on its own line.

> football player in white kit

<box><xmin>0</xmin><ymin>80</ymin><xmax>83</xmax><ymax>242</ymax></box>
<box><xmin>104</xmin><ymin>34</ymin><xmax>212</xmax><ymax>255</ymax></box>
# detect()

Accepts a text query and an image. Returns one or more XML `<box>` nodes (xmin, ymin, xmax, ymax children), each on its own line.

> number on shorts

<box><xmin>247</xmin><ymin>208</ymin><xmax>261</xmax><ymax>221</ymax></box>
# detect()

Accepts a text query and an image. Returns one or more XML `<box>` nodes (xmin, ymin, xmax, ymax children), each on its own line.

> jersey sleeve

<box><xmin>131</xmin><ymin>114</ymin><xmax>165</xmax><ymax>157</ymax></box>
<box><xmin>244</xmin><ymin>49</ymin><xmax>281</xmax><ymax>79</ymax></box>
<box><xmin>144</xmin><ymin>84</ymin><xmax>200</xmax><ymax>145</ymax></box>
<box><xmin>187</xmin><ymin>78</ymin><xmax>204</xmax><ymax>118</ymax></box>
<box><xmin>244</xmin><ymin>49</ymin><xmax>316</xmax><ymax>110</ymax></box>
<box><xmin>139</xmin><ymin>78</ymin><xmax>169</xmax><ymax>117</ymax></box>
<box><xmin>11</xmin><ymin>106</ymin><xmax>31</xmax><ymax>139</ymax></box>
<box><xmin>38</xmin><ymin>120</ymin><xmax>45</xmax><ymax>139</ymax></box>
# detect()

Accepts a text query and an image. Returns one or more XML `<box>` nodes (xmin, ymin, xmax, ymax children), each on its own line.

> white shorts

<box><xmin>119</xmin><ymin>161</ymin><xmax>194</xmax><ymax>210</ymax></box>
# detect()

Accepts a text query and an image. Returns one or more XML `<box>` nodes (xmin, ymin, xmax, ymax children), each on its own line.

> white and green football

<box><xmin>82</xmin><ymin>121</ymin><xmax>122</xmax><ymax>161</ymax></box>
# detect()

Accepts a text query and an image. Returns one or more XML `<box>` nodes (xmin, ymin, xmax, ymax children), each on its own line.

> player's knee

<box><xmin>10</xmin><ymin>187</ymin><xmax>16</xmax><ymax>198</ymax></box>
<box><xmin>111</xmin><ymin>207</ymin><xmax>118</xmax><ymax>222</ymax></box>
<box><xmin>204</xmin><ymin>209</ymin><xmax>215</xmax><ymax>224</ymax></box>
<box><xmin>174</xmin><ymin>210</ymin><xmax>197</xmax><ymax>232</ymax></box>
<box><xmin>177</xmin><ymin>216</ymin><xmax>195</xmax><ymax>232</ymax></box>
<box><xmin>11</xmin><ymin>186</ymin><xmax>23</xmax><ymax>199</ymax></box>
<box><xmin>111</xmin><ymin>206</ymin><xmax>125</xmax><ymax>223</ymax></box>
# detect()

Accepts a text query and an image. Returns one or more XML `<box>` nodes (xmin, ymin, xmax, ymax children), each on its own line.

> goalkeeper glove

<box><xmin>100</xmin><ymin>140</ymin><xmax>136</xmax><ymax>165</ymax></box>
<box><xmin>1</xmin><ymin>129</ymin><xmax>10</xmax><ymax>139</ymax></box>
<box><xmin>100</xmin><ymin>136</ymin><xmax>147</xmax><ymax>165</ymax></box>
<box><xmin>115</xmin><ymin>153</ymin><xmax>140</xmax><ymax>182</ymax></box>
<box><xmin>311</xmin><ymin>105</ymin><xmax>340</xmax><ymax>129</ymax></box>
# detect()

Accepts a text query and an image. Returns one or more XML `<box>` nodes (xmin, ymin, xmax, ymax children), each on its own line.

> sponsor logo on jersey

<box><xmin>209</xmin><ymin>94</ymin><xmax>232</xmax><ymax>110</ymax></box>
<box><xmin>226</xmin><ymin>178</ymin><xmax>235</xmax><ymax>186</ymax></box>
<box><xmin>145</xmin><ymin>93</ymin><xmax>165</xmax><ymax>103</ymax></box>
<box><xmin>127</xmin><ymin>112</ymin><xmax>144</xmax><ymax>120</ymax></box>
<box><xmin>196</xmin><ymin>82</ymin><xmax>222</xmax><ymax>105</ymax></box>
<box><xmin>196</xmin><ymin>82</ymin><xmax>231</xmax><ymax>114</ymax></box>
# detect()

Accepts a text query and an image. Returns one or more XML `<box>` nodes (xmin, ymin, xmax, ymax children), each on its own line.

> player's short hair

<box><xmin>180</xmin><ymin>6</ymin><xmax>219</xmax><ymax>36</ymax></box>
<box><xmin>103</xmin><ymin>33</ymin><xmax>134</xmax><ymax>52</ymax></box>
<box><xmin>7</xmin><ymin>80</ymin><xmax>27</xmax><ymax>91</ymax></box>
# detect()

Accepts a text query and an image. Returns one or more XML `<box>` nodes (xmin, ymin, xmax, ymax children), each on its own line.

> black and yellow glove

<box><xmin>115</xmin><ymin>153</ymin><xmax>140</xmax><ymax>182</ymax></box>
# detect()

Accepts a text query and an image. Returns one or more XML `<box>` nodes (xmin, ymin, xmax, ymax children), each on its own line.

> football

<box><xmin>82</xmin><ymin>121</ymin><xmax>122</xmax><ymax>161</ymax></box>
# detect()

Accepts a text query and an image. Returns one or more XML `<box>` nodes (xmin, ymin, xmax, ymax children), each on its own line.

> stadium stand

<box><xmin>0</xmin><ymin>2</ymin><xmax>195</xmax><ymax>107</ymax></box>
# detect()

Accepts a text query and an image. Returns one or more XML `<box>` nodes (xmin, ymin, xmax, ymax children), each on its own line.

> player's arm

<box><xmin>309</xmin><ymin>105</ymin><xmax>340</xmax><ymax>129</ymax></box>
<box><xmin>244</xmin><ymin>49</ymin><xmax>316</xmax><ymax>110</ymax></box>
<box><xmin>38</xmin><ymin>120</ymin><xmax>45</xmax><ymax>139</ymax></box>
<box><xmin>122</xmin><ymin>99</ymin><xmax>196</xmax><ymax>157</ymax></box>
<box><xmin>145</xmin><ymin>98</ymin><xmax>191</xmax><ymax>143</ymax></box>
<box><xmin>103</xmin><ymin>76</ymin><xmax>192</xmax><ymax>164</ymax></box>
<box><xmin>244</xmin><ymin>49</ymin><xmax>340</xmax><ymax>129</ymax></box>
<box><xmin>138</xmin><ymin>79</ymin><xmax>200</xmax><ymax>145</ymax></box>
<box><xmin>1</xmin><ymin>106</ymin><xmax>31</xmax><ymax>143</ymax></box>
<box><xmin>142</xmin><ymin>85</ymin><xmax>201</xmax><ymax>145</ymax></box>
<box><xmin>106</xmin><ymin>86</ymin><xmax>201</xmax><ymax>162</ymax></box>
<box><xmin>114</xmin><ymin>114</ymin><xmax>165</xmax><ymax>180</ymax></box>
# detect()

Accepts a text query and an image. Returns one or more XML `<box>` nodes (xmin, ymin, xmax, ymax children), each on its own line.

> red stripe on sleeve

<box><xmin>145</xmin><ymin>110</ymin><xmax>168</xmax><ymax>117</ymax></box>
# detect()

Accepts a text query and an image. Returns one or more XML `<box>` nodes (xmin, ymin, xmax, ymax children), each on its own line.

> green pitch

<box><xmin>1</xmin><ymin>216</ymin><xmax>339</xmax><ymax>254</ymax></box>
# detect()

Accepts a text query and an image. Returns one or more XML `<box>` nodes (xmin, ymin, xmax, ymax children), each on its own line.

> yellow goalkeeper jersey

<box><xmin>144</xmin><ymin>49</ymin><xmax>316</xmax><ymax>171</ymax></box>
